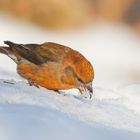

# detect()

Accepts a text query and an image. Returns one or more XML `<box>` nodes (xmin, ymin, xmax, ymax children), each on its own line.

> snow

<box><xmin>0</xmin><ymin>14</ymin><xmax>140</xmax><ymax>140</ymax></box>
<box><xmin>1</xmin><ymin>104</ymin><xmax>140</xmax><ymax>140</ymax></box>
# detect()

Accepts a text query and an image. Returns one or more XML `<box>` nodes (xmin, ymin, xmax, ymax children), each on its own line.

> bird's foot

<box><xmin>54</xmin><ymin>90</ymin><xmax>67</xmax><ymax>96</ymax></box>
<box><xmin>54</xmin><ymin>90</ymin><xmax>60</xmax><ymax>94</ymax></box>
<box><xmin>28</xmin><ymin>79</ymin><xmax>39</xmax><ymax>88</ymax></box>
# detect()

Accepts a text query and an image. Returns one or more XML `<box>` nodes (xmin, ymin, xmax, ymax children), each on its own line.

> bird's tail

<box><xmin>0</xmin><ymin>46</ymin><xmax>11</xmax><ymax>55</ymax></box>
<box><xmin>0</xmin><ymin>42</ymin><xmax>17</xmax><ymax>63</ymax></box>
<box><xmin>4</xmin><ymin>41</ymin><xmax>17</xmax><ymax>48</ymax></box>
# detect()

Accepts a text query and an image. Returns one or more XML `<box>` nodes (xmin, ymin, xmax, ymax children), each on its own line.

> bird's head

<box><xmin>62</xmin><ymin>50</ymin><xmax>94</xmax><ymax>99</ymax></box>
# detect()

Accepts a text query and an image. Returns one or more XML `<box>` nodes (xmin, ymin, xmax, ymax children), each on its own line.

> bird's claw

<box><xmin>28</xmin><ymin>79</ymin><xmax>39</xmax><ymax>88</ymax></box>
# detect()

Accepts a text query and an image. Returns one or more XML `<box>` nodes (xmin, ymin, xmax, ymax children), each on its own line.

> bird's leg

<box><xmin>28</xmin><ymin>79</ymin><xmax>33</xmax><ymax>86</ymax></box>
<box><xmin>28</xmin><ymin>79</ymin><xmax>39</xmax><ymax>88</ymax></box>
<box><xmin>54</xmin><ymin>90</ymin><xmax>61</xmax><ymax>94</ymax></box>
<box><xmin>54</xmin><ymin>90</ymin><xmax>67</xmax><ymax>96</ymax></box>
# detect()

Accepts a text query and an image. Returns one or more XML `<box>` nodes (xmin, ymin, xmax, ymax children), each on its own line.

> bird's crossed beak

<box><xmin>78</xmin><ymin>82</ymin><xmax>93</xmax><ymax>99</ymax></box>
<box><xmin>86</xmin><ymin>82</ymin><xmax>93</xmax><ymax>99</ymax></box>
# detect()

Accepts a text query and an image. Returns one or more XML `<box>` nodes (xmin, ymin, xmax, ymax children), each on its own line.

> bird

<box><xmin>0</xmin><ymin>41</ymin><xmax>94</xmax><ymax>98</ymax></box>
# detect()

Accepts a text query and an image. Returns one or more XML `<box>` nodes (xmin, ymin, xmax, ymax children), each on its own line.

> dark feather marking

<box><xmin>0</xmin><ymin>46</ymin><xmax>18</xmax><ymax>63</ymax></box>
<box><xmin>4</xmin><ymin>41</ymin><xmax>44</xmax><ymax>65</ymax></box>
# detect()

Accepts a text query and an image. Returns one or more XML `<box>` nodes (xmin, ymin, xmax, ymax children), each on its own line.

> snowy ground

<box><xmin>0</xmin><ymin>14</ymin><xmax>140</xmax><ymax>140</ymax></box>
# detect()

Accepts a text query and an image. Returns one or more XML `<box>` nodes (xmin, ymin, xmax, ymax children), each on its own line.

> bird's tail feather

<box><xmin>0</xmin><ymin>44</ymin><xmax>18</xmax><ymax>63</ymax></box>
<box><xmin>0</xmin><ymin>46</ymin><xmax>11</xmax><ymax>55</ymax></box>
<box><xmin>4</xmin><ymin>41</ymin><xmax>17</xmax><ymax>47</ymax></box>
<box><xmin>4</xmin><ymin>40</ymin><xmax>43</xmax><ymax>65</ymax></box>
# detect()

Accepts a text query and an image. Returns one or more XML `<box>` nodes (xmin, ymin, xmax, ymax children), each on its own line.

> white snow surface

<box><xmin>0</xmin><ymin>14</ymin><xmax>140</xmax><ymax>140</ymax></box>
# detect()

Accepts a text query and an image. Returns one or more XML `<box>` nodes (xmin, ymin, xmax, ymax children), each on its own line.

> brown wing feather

<box><xmin>35</xmin><ymin>42</ymin><xmax>71</xmax><ymax>62</ymax></box>
<box><xmin>4</xmin><ymin>41</ymin><xmax>44</xmax><ymax>65</ymax></box>
<box><xmin>3</xmin><ymin>41</ymin><xmax>72</xmax><ymax>64</ymax></box>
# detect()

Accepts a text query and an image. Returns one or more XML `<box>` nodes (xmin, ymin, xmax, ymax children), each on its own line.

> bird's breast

<box><xmin>17</xmin><ymin>62</ymin><xmax>74</xmax><ymax>90</ymax></box>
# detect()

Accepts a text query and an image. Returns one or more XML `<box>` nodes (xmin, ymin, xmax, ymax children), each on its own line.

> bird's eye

<box><xmin>77</xmin><ymin>77</ymin><xmax>84</xmax><ymax>84</ymax></box>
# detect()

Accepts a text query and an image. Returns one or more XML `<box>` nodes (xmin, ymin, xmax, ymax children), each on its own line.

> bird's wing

<box><xmin>4</xmin><ymin>41</ymin><xmax>71</xmax><ymax>65</ymax></box>
<box><xmin>35</xmin><ymin>42</ymin><xmax>71</xmax><ymax>62</ymax></box>
<box><xmin>4</xmin><ymin>41</ymin><xmax>44</xmax><ymax>65</ymax></box>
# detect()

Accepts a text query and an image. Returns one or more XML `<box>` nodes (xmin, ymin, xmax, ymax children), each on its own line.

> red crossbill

<box><xmin>0</xmin><ymin>41</ymin><xmax>94</xmax><ymax>98</ymax></box>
